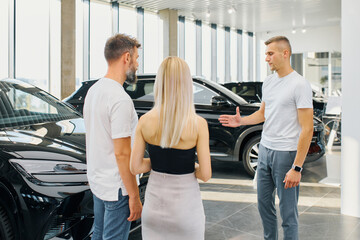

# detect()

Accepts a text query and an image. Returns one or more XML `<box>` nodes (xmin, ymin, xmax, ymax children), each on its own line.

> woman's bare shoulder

<box><xmin>139</xmin><ymin>109</ymin><xmax>158</xmax><ymax>124</ymax></box>
<box><xmin>196</xmin><ymin>114</ymin><xmax>208</xmax><ymax>127</ymax></box>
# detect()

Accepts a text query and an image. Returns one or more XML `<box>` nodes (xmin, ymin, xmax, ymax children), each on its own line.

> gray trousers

<box><xmin>257</xmin><ymin>144</ymin><xmax>299</xmax><ymax>240</ymax></box>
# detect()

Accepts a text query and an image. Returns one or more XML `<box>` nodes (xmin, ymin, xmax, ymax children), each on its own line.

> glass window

<box><xmin>305</xmin><ymin>52</ymin><xmax>329</xmax><ymax>94</ymax></box>
<box><xmin>76</xmin><ymin>0</ymin><xmax>84</xmax><ymax>88</ymax></box>
<box><xmin>49</xmin><ymin>0</ymin><xmax>61</xmax><ymax>99</ymax></box>
<box><xmin>89</xmin><ymin>0</ymin><xmax>112</xmax><ymax>79</ymax></box>
<box><xmin>144</xmin><ymin>11</ymin><xmax>163</xmax><ymax>73</ymax></box>
<box><xmin>202</xmin><ymin>23</ymin><xmax>211</xmax><ymax>80</ymax></box>
<box><xmin>193</xmin><ymin>82</ymin><xmax>218</xmax><ymax>105</ymax></box>
<box><xmin>0</xmin><ymin>0</ymin><xmax>9</xmax><ymax>79</ymax></box>
<box><xmin>16</xmin><ymin>0</ymin><xmax>49</xmax><ymax>90</ymax></box>
<box><xmin>118</xmin><ymin>6</ymin><xmax>137</xmax><ymax>38</ymax></box>
<box><xmin>185</xmin><ymin>19</ymin><xmax>196</xmax><ymax>75</ymax></box>
<box><xmin>331</xmin><ymin>52</ymin><xmax>341</xmax><ymax>94</ymax></box>
<box><xmin>217</xmin><ymin>27</ymin><xmax>225</xmax><ymax>83</ymax></box>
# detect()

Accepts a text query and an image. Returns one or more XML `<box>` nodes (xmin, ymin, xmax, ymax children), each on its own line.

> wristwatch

<box><xmin>292</xmin><ymin>164</ymin><xmax>303</xmax><ymax>172</ymax></box>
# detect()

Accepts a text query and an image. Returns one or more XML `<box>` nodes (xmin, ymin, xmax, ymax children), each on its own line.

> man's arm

<box><xmin>218</xmin><ymin>102</ymin><xmax>266</xmax><ymax>127</ymax></box>
<box><xmin>283</xmin><ymin>108</ymin><xmax>313</xmax><ymax>189</ymax></box>
<box><xmin>130</xmin><ymin>120</ymin><xmax>151</xmax><ymax>175</ymax></box>
<box><xmin>113</xmin><ymin>137</ymin><xmax>142</xmax><ymax>221</ymax></box>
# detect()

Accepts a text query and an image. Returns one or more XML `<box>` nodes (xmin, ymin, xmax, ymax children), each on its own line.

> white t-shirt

<box><xmin>83</xmin><ymin>78</ymin><xmax>138</xmax><ymax>201</ymax></box>
<box><xmin>260</xmin><ymin>71</ymin><xmax>313</xmax><ymax>151</ymax></box>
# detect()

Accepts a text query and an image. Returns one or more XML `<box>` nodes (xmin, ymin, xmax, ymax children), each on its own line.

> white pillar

<box><xmin>137</xmin><ymin>7</ymin><xmax>144</xmax><ymax>73</ymax></box>
<box><xmin>211</xmin><ymin>24</ymin><xmax>217</xmax><ymax>82</ymax></box>
<box><xmin>341</xmin><ymin>0</ymin><xmax>360</xmax><ymax>218</ymax></box>
<box><xmin>224</xmin><ymin>27</ymin><xmax>230</xmax><ymax>82</ymax></box>
<box><xmin>159</xmin><ymin>9</ymin><xmax>178</xmax><ymax>58</ymax></box>
<box><xmin>247</xmin><ymin>32</ymin><xmax>254</xmax><ymax>81</ymax></box>
<box><xmin>195</xmin><ymin>20</ymin><xmax>202</xmax><ymax>76</ymax></box>
<box><xmin>236</xmin><ymin>29</ymin><xmax>243</xmax><ymax>82</ymax></box>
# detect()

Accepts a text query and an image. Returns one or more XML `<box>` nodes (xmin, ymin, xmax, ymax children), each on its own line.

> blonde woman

<box><xmin>130</xmin><ymin>56</ymin><xmax>211</xmax><ymax>240</ymax></box>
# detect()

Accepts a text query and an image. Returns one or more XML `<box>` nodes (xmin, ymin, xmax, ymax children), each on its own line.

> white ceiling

<box><xmin>115</xmin><ymin>0</ymin><xmax>341</xmax><ymax>33</ymax></box>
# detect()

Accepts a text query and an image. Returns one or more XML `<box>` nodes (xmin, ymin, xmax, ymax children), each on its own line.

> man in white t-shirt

<box><xmin>83</xmin><ymin>34</ymin><xmax>142</xmax><ymax>240</ymax></box>
<box><xmin>219</xmin><ymin>36</ymin><xmax>313</xmax><ymax>240</ymax></box>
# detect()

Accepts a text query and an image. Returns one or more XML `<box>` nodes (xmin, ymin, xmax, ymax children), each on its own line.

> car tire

<box><xmin>242</xmin><ymin>135</ymin><xmax>261</xmax><ymax>177</ymax></box>
<box><xmin>0</xmin><ymin>206</ymin><xmax>15</xmax><ymax>240</ymax></box>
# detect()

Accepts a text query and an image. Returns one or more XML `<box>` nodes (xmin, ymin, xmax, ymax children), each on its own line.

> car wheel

<box><xmin>242</xmin><ymin>135</ymin><xmax>261</xmax><ymax>177</ymax></box>
<box><xmin>0</xmin><ymin>206</ymin><xmax>15</xmax><ymax>240</ymax></box>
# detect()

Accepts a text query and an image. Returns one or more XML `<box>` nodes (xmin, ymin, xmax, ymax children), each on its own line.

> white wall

<box><xmin>257</xmin><ymin>24</ymin><xmax>341</xmax><ymax>54</ymax></box>
<box><xmin>341</xmin><ymin>0</ymin><xmax>360</xmax><ymax>218</ymax></box>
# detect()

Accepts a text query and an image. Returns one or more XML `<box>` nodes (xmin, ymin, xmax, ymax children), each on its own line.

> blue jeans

<box><xmin>257</xmin><ymin>144</ymin><xmax>299</xmax><ymax>240</ymax></box>
<box><xmin>92</xmin><ymin>189</ymin><xmax>131</xmax><ymax>240</ymax></box>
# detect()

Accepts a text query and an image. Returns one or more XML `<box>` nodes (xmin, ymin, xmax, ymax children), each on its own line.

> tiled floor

<box><xmin>129</xmin><ymin>146</ymin><xmax>360</xmax><ymax>239</ymax></box>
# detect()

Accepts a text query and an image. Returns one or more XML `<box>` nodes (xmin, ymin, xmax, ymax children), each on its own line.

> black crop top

<box><xmin>148</xmin><ymin>144</ymin><xmax>196</xmax><ymax>174</ymax></box>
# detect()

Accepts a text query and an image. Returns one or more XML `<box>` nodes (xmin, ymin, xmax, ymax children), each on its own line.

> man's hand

<box><xmin>283</xmin><ymin>169</ymin><xmax>301</xmax><ymax>189</ymax></box>
<box><xmin>127</xmin><ymin>196</ymin><xmax>142</xmax><ymax>221</ymax></box>
<box><xmin>218</xmin><ymin>107</ymin><xmax>242</xmax><ymax>127</ymax></box>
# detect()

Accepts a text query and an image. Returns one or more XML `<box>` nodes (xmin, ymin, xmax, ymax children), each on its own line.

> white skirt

<box><xmin>141</xmin><ymin>170</ymin><xmax>205</xmax><ymax>240</ymax></box>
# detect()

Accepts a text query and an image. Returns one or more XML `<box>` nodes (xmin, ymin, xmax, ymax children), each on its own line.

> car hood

<box><xmin>0</xmin><ymin>118</ymin><xmax>86</xmax><ymax>162</ymax></box>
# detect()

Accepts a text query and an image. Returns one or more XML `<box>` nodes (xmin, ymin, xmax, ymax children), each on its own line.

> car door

<box><xmin>192</xmin><ymin>81</ymin><xmax>238</xmax><ymax>161</ymax></box>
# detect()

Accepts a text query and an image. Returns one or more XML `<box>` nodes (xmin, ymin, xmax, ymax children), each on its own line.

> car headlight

<box><xmin>9</xmin><ymin>159</ymin><xmax>88</xmax><ymax>186</ymax></box>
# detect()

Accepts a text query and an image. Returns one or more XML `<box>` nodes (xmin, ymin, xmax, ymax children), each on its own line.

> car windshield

<box><xmin>0</xmin><ymin>79</ymin><xmax>80</xmax><ymax>129</ymax></box>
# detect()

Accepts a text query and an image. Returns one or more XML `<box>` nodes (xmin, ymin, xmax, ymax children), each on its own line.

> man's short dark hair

<box><xmin>265</xmin><ymin>36</ymin><xmax>292</xmax><ymax>55</ymax></box>
<box><xmin>104</xmin><ymin>34</ymin><xmax>141</xmax><ymax>62</ymax></box>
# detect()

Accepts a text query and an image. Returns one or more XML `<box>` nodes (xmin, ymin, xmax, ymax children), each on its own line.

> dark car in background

<box><xmin>65</xmin><ymin>75</ymin><xmax>325</xmax><ymax>177</ymax></box>
<box><xmin>0</xmin><ymin>79</ymin><xmax>147</xmax><ymax>240</ymax></box>
<box><xmin>223</xmin><ymin>81</ymin><xmax>327</xmax><ymax>118</ymax></box>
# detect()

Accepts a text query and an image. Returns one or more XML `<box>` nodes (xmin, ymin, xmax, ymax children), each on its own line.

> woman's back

<box><xmin>140</xmin><ymin>109</ymin><xmax>198</xmax><ymax>150</ymax></box>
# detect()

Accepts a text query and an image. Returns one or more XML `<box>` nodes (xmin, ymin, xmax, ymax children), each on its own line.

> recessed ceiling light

<box><xmin>228</xmin><ymin>6</ymin><xmax>236</xmax><ymax>14</ymax></box>
<box><xmin>292</xmin><ymin>29</ymin><xmax>296</xmax><ymax>34</ymax></box>
<box><xmin>302</xmin><ymin>28</ymin><xmax>306</xmax><ymax>33</ymax></box>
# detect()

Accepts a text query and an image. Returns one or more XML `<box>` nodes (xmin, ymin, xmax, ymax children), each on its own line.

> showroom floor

<box><xmin>129</xmin><ymin>146</ymin><xmax>360</xmax><ymax>240</ymax></box>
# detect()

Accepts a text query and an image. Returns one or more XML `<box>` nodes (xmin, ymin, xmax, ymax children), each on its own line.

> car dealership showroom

<box><xmin>0</xmin><ymin>0</ymin><xmax>359</xmax><ymax>239</ymax></box>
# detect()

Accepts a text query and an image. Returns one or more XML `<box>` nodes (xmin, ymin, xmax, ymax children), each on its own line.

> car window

<box><xmin>193</xmin><ymin>82</ymin><xmax>219</xmax><ymax>105</ymax></box>
<box><xmin>237</xmin><ymin>85</ymin><xmax>256</xmax><ymax>96</ymax></box>
<box><xmin>125</xmin><ymin>81</ymin><xmax>154</xmax><ymax>101</ymax></box>
<box><xmin>0</xmin><ymin>81</ymin><xmax>79</xmax><ymax>129</ymax></box>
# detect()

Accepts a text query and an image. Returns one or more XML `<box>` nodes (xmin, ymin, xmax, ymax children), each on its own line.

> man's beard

<box><xmin>125</xmin><ymin>65</ymin><xmax>137</xmax><ymax>84</ymax></box>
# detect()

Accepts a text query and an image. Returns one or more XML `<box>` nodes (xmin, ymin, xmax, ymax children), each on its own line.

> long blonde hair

<box><xmin>154</xmin><ymin>57</ymin><xmax>197</xmax><ymax>148</ymax></box>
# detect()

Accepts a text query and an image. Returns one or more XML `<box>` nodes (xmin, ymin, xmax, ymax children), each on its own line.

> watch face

<box><xmin>294</xmin><ymin>166</ymin><xmax>302</xmax><ymax>172</ymax></box>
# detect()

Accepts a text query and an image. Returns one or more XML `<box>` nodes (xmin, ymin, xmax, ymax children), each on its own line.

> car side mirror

<box><xmin>211</xmin><ymin>96</ymin><xmax>230</xmax><ymax>107</ymax></box>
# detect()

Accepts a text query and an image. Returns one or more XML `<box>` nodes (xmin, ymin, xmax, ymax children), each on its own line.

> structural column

<box><xmin>178</xmin><ymin>16</ymin><xmax>185</xmax><ymax>59</ymax></box>
<box><xmin>237</xmin><ymin>29</ymin><xmax>243</xmax><ymax>82</ymax></box>
<box><xmin>247</xmin><ymin>32</ymin><xmax>254</xmax><ymax>82</ymax></box>
<box><xmin>159</xmin><ymin>9</ymin><xmax>178</xmax><ymax>58</ymax></box>
<box><xmin>112</xmin><ymin>2</ymin><xmax>119</xmax><ymax>35</ymax></box>
<box><xmin>341</xmin><ymin>0</ymin><xmax>360</xmax><ymax>218</ymax></box>
<box><xmin>195</xmin><ymin>20</ymin><xmax>202</xmax><ymax>76</ymax></box>
<box><xmin>137</xmin><ymin>7</ymin><xmax>144</xmax><ymax>73</ymax></box>
<box><xmin>224</xmin><ymin>27</ymin><xmax>230</xmax><ymax>82</ymax></box>
<box><xmin>61</xmin><ymin>0</ymin><xmax>76</xmax><ymax>99</ymax></box>
<box><xmin>211</xmin><ymin>24</ymin><xmax>217</xmax><ymax>82</ymax></box>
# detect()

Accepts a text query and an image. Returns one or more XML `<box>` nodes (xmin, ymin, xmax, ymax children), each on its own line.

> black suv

<box><xmin>65</xmin><ymin>75</ymin><xmax>325</xmax><ymax>177</ymax></box>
